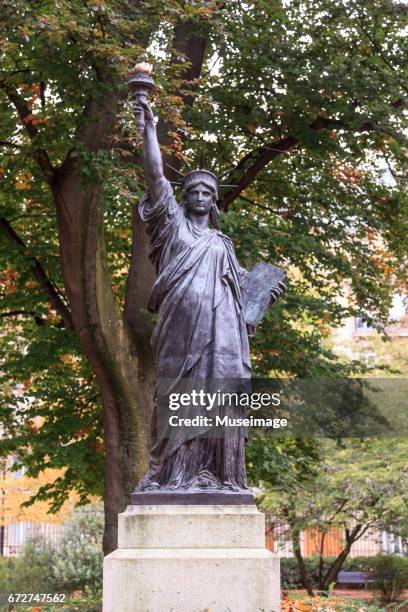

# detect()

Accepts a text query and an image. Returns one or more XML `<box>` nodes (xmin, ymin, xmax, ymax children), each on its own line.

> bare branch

<box><xmin>0</xmin><ymin>140</ymin><xmax>19</xmax><ymax>149</ymax></box>
<box><xmin>0</xmin><ymin>217</ymin><xmax>73</xmax><ymax>329</ymax></box>
<box><xmin>0</xmin><ymin>310</ymin><xmax>64</xmax><ymax>328</ymax></box>
<box><xmin>237</xmin><ymin>194</ymin><xmax>287</xmax><ymax>217</ymax></box>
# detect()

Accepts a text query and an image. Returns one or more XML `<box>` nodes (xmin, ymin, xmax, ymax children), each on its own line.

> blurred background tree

<box><xmin>250</xmin><ymin>437</ymin><xmax>408</xmax><ymax>595</ymax></box>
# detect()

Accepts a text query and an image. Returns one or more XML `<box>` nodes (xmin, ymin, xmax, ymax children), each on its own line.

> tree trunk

<box><xmin>292</xmin><ymin>530</ymin><xmax>315</xmax><ymax>596</ymax></box>
<box><xmin>319</xmin><ymin>543</ymin><xmax>352</xmax><ymax>592</ymax></box>
<box><xmin>320</xmin><ymin>525</ymin><xmax>366</xmax><ymax>591</ymax></box>
<box><xmin>124</xmin><ymin>206</ymin><xmax>157</xmax><ymax>439</ymax></box>
<box><xmin>53</xmin><ymin>170</ymin><xmax>150</xmax><ymax>554</ymax></box>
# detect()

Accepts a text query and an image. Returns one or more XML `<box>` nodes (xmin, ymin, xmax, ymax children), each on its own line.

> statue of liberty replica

<box><xmin>128</xmin><ymin>64</ymin><xmax>286</xmax><ymax>503</ymax></box>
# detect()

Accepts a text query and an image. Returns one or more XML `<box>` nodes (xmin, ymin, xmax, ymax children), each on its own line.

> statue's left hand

<box><xmin>133</xmin><ymin>98</ymin><xmax>155</xmax><ymax>128</ymax></box>
<box><xmin>270</xmin><ymin>281</ymin><xmax>287</xmax><ymax>305</ymax></box>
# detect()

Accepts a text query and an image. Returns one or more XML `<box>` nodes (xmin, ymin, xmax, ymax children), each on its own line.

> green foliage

<box><xmin>0</xmin><ymin>536</ymin><xmax>54</xmax><ymax>593</ymax></box>
<box><xmin>50</xmin><ymin>505</ymin><xmax>104</xmax><ymax>594</ymax></box>
<box><xmin>0</xmin><ymin>505</ymin><xmax>103</xmax><ymax>600</ymax></box>
<box><xmin>0</xmin><ymin>325</ymin><xmax>104</xmax><ymax>510</ymax></box>
<box><xmin>201</xmin><ymin>0</ymin><xmax>407</xmax><ymax>376</ymax></box>
<box><xmin>259</xmin><ymin>439</ymin><xmax>408</xmax><ymax>537</ymax></box>
<box><xmin>247</xmin><ymin>435</ymin><xmax>321</xmax><ymax>490</ymax></box>
<box><xmin>370</xmin><ymin>554</ymin><xmax>408</xmax><ymax>604</ymax></box>
<box><xmin>255</xmin><ymin>438</ymin><xmax>408</xmax><ymax>592</ymax></box>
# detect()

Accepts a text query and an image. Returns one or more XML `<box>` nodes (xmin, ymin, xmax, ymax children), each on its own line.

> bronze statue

<box><xmin>129</xmin><ymin>66</ymin><xmax>286</xmax><ymax>502</ymax></box>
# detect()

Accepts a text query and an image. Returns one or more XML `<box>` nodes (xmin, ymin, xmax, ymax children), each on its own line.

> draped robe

<box><xmin>137</xmin><ymin>179</ymin><xmax>251</xmax><ymax>490</ymax></box>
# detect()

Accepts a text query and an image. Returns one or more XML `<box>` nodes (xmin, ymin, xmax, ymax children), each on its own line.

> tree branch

<box><xmin>170</xmin><ymin>19</ymin><xmax>209</xmax><ymax>109</ymax></box>
<box><xmin>320</xmin><ymin>523</ymin><xmax>364</xmax><ymax>589</ymax></box>
<box><xmin>237</xmin><ymin>194</ymin><xmax>287</xmax><ymax>216</ymax></box>
<box><xmin>0</xmin><ymin>140</ymin><xmax>19</xmax><ymax>149</ymax></box>
<box><xmin>220</xmin><ymin>117</ymin><xmax>343</xmax><ymax>210</ymax></box>
<box><xmin>357</xmin><ymin>18</ymin><xmax>408</xmax><ymax>95</ymax></box>
<box><xmin>0</xmin><ymin>310</ymin><xmax>64</xmax><ymax>328</ymax></box>
<box><xmin>0</xmin><ymin>84</ymin><xmax>55</xmax><ymax>183</ymax></box>
<box><xmin>0</xmin><ymin>217</ymin><xmax>73</xmax><ymax>329</ymax></box>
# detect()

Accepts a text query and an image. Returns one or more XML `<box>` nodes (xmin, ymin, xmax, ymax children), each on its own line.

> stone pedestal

<box><xmin>103</xmin><ymin>504</ymin><xmax>280</xmax><ymax>612</ymax></box>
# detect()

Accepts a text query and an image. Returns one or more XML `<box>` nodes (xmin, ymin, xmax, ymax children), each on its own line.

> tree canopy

<box><xmin>0</xmin><ymin>0</ymin><xmax>407</xmax><ymax>552</ymax></box>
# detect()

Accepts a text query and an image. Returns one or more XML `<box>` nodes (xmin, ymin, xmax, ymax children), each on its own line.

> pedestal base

<box><xmin>103</xmin><ymin>505</ymin><xmax>280</xmax><ymax>612</ymax></box>
<box><xmin>131</xmin><ymin>489</ymin><xmax>255</xmax><ymax>505</ymax></box>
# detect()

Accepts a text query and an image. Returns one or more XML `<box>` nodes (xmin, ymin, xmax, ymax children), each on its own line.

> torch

<box><xmin>127</xmin><ymin>62</ymin><xmax>155</xmax><ymax>135</ymax></box>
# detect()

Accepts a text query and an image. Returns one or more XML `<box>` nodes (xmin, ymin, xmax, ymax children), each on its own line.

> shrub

<box><xmin>0</xmin><ymin>535</ymin><xmax>54</xmax><ymax>593</ymax></box>
<box><xmin>0</xmin><ymin>505</ymin><xmax>104</xmax><ymax>597</ymax></box>
<box><xmin>370</xmin><ymin>554</ymin><xmax>408</xmax><ymax>603</ymax></box>
<box><xmin>281</xmin><ymin>556</ymin><xmax>338</xmax><ymax>589</ymax></box>
<box><xmin>50</xmin><ymin>504</ymin><xmax>104</xmax><ymax>594</ymax></box>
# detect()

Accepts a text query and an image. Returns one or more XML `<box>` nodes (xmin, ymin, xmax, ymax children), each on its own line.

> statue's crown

<box><xmin>181</xmin><ymin>169</ymin><xmax>218</xmax><ymax>192</ymax></box>
<box><xmin>168</xmin><ymin>165</ymin><xmax>237</xmax><ymax>191</ymax></box>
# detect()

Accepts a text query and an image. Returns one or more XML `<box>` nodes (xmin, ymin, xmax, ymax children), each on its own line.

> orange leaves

<box><xmin>59</xmin><ymin>354</ymin><xmax>76</xmax><ymax>365</ymax></box>
<box><xmin>0</xmin><ymin>268</ymin><xmax>18</xmax><ymax>293</ymax></box>
<box><xmin>200</xmin><ymin>6</ymin><xmax>215</xmax><ymax>18</ymax></box>
<box><xmin>27</xmin><ymin>83</ymin><xmax>42</xmax><ymax>109</ymax></box>
<box><xmin>15</xmin><ymin>84</ymin><xmax>49</xmax><ymax>127</ymax></box>
<box><xmin>25</xmin><ymin>280</ymin><xmax>38</xmax><ymax>289</ymax></box>
<box><xmin>294</xmin><ymin>602</ymin><xmax>312</xmax><ymax>611</ymax></box>
<box><xmin>92</xmin><ymin>439</ymin><xmax>105</xmax><ymax>454</ymax></box>
<box><xmin>23</xmin><ymin>114</ymin><xmax>48</xmax><ymax>126</ymax></box>
<box><xmin>75</xmin><ymin>426</ymin><xmax>90</xmax><ymax>439</ymax></box>
<box><xmin>15</xmin><ymin>171</ymin><xmax>33</xmax><ymax>191</ymax></box>
<box><xmin>22</xmin><ymin>378</ymin><xmax>32</xmax><ymax>392</ymax></box>
<box><xmin>58</xmin><ymin>353</ymin><xmax>82</xmax><ymax>373</ymax></box>
<box><xmin>363</xmin><ymin>227</ymin><xmax>378</xmax><ymax>240</ymax></box>
<box><xmin>332</xmin><ymin>163</ymin><xmax>365</xmax><ymax>185</ymax></box>
<box><xmin>245</xmin><ymin>124</ymin><xmax>258</xmax><ymax>134</ymax></box>
<box><xmin>165</xmin><ymin>95</ymin><xmax>183</xmax><ymax>105</ymax></box>
<box><xmin>1</xmin><ymin>468</ymin><xmax>71</xmax><ymax>525</ymax></box>
<box><xmin>281</xmin><ymin>593</ymin><xmax>366</xmax><ymax>611</ymax></box>
<box><xmin>112</xmin><ymin>227</ymin><xmax>130</xmax><ymax>240</ymax></box>
<box><xmin>282</xmin><ymin>594</ymin><xmax>312</xmax><ymax>612</ymax></box>
<box><xmin>167</xmin><ymin>130</ymin><xmax>183</xmax><ymax>156</ymax></box>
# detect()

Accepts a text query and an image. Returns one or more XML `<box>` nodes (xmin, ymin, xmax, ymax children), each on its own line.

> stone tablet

<box><xmin>243</xmin><ymin>262</ymin><xmax>287</xmax><ymax>335</ymax></box>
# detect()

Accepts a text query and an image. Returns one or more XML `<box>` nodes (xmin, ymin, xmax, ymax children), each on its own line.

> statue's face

<box><xmin>184</xmin><ymin>182</ymin><xmax>215</xmax><ymax>215</ymax></box>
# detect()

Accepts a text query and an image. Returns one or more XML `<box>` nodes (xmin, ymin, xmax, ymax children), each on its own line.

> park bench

<box><xmin>336</xmin><ymin>570</ymin><xmax>374</xmax><ymax>589</ymax></box>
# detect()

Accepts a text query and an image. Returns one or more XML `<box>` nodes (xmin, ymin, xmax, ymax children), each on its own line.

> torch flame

<box><xmin>132</xmin><ymin>62</ymin><xmax>153</xmax><ymax>75</ymax></box>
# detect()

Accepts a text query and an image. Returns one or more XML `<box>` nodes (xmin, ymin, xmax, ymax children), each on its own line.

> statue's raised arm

<box><xmin>134</xmin><ymin>99</ymin><xmax>166</xmax><ymax>202</ymax></box>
